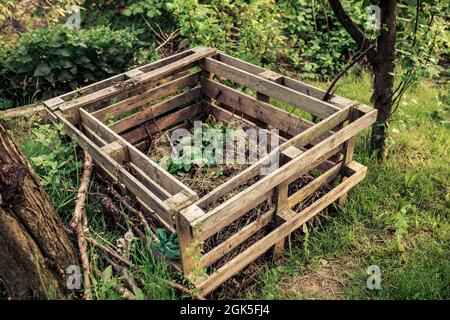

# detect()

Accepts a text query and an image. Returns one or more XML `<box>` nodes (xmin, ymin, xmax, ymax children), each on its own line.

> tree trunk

<box><xmin>0</xmin><ymin>122</ymin><xmax>77</xmax><ymax>299</ymax></box>
<box><xmin>329</xmin><ymin>0</ymin><xmax>398</xmax><ymax>159</ymax></box>
<box><xmin>369</xmin><ymin>1</ymin><xmax>397</xmax><ymax>159</ymax></box>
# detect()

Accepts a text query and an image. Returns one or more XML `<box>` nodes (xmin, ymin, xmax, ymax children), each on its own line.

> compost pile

<box><xmin>146</xmin><ymin>114</ymin><xmax>333</xmax><ymax>284</ymax></box>
<box><xmin>146</xmin><ymin>115</ymin><xmax>254</xmax><ymax>197</ymax></box>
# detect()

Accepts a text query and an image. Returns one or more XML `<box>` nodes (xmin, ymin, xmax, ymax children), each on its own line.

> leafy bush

<box><xmin>0</xmin><ymin>26</ymin><xmax>142</xmax><ymax>107</ymax></box>
<box><xmin>20</xmin><ymin>123</ymin><xmax>82</xmax><ymax>188</ymax></box>
<box><xmin>168</xmin><ymin>0</ymin><xmax>287</xmax><ymax>67</ymax></box>
<box><xmin>276</xmin><ymin>0</ymin><xmax>368</xmax><ymax>78</ymax></box>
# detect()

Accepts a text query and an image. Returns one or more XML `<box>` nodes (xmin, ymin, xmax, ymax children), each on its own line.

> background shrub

<box><xmin>0</xmin><ymin>26</ymin><xmax>142</xmax><ymax>107</ymax></box>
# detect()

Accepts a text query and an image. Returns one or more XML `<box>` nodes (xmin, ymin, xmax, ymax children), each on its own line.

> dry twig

<box><xmin>70</xmin><ymin>152</ymin><xmax>94</xmax><ymax>300</ymax></box>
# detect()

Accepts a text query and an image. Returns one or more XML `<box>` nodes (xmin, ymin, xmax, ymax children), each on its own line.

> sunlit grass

<box><xmin>249</xmin><ymin>73</ymin><xmax>449</xmax><ymax>300</ymax></box>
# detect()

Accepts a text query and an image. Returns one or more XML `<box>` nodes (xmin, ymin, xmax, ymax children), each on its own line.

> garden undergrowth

<box><xmin>8</xmin><ymin>72</ymin><xmax>449</xmax><ymax>300</ymax></box>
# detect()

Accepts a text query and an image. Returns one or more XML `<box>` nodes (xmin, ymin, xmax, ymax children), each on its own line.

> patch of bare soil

<box><xmin>277</xmin><ymin>257</ymin><xmax>356</xmax><ymax>299</ymax></box>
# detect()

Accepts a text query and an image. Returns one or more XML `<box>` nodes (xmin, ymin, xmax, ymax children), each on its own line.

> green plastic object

<box><xmin>153</xmin><ymin>228</ymin><xmax>180</xmax><ymax>260</ymax></box>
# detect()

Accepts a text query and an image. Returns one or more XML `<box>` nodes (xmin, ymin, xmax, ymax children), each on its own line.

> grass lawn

<box><xmin>245</xmin><ymin>73</ymin><xmax>449</xmax><ymax>299</ymax></box>
<box><xmin>8</xmin><ymin>72</ymin><xmax>449</xmax><ymax>300</ymax></box>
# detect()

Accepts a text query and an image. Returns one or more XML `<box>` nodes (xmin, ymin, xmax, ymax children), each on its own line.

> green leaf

<box><xmin>33</xmin><ymin>62</ymin><xmax>51</xmax><ymax>77</ymax></box>
<box><xmin>102</xmin><ymin>266</ymin><xmax>113</xmax><ymax>281</ymax></box>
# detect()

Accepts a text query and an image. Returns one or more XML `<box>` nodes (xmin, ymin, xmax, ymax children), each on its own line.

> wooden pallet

<box><xmin>45</xmin><ymin>47</ymin><xmax>377</xmax><ymax>296</ymax></box>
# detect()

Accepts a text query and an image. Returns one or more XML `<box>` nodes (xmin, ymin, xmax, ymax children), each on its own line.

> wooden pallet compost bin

<box><xmin>44</xmin><ymin>47</ymin><xmax>377</xmax><ymax>296</ymax></box>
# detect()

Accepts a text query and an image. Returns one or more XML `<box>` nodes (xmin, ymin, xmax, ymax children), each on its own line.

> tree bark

<box><xmin>369</xmin><ymin>1</ymin><xmax>397</xmax><ymax>158</ymax></box>
<box><xmin>0</xmin><ymin>122</ymin><xmax>77</xmax><ymax>299</ymax></box>
<box><xmin>328</xmin><ymin>0</ymin><xmax>398</xmax><ymax>159</ymax></box>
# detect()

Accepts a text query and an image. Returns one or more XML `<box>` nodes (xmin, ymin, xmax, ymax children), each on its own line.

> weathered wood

<box><xmin>216</xmin><ymin>52</ymin><xmax>360</xmax><ymax>110</ymax></box>
<box><xmin>59</xmin><ymin>48</ymin><xmax>215</xmax><ymax>123</ymax></box>
<box><xmin>100</xmin><ymin>141</ymin><xmax>127</xmax><ymax>164</ymax></box>
<box><xmin>110</xmin><ymin>87</ymin><xmax>202</xmax><ymax>134</ymax></box>
<box><xmin>191</xmin><ymin>108</ymin><xmax>376</xmax><ymax>240</ymax></box>
<box><xmin>196</xmin><ymin>105</ymin><xmax>351</xmax><ymax>212</ymax></box>
<box><xmin>200</xmin><ymin>207</ymin><xmax>275</xmax><ymax>269</ymax></box>
<box><xmin>122</xmin><ymin>102</ymin><xmax>204</xmax><ymax>145</ymax></box>
<box><xmin>339</xmin><ymin>108</ymin><xmax>357</xmax><ymax>205</ymax></box>
<box><xmin>200</xmin><ymin>57</ymin><xmax>341</xmax><ymax>118</ymax></box>
<box><xmin>196</xmin><ymin>161</ymin><xmax>367</xmax><ymax>295</ymax></box>
<box><xmin>44</xmin><ymin>97</ymin><xmax>65</xmax><ymax>110</ymax></box>
<box><xmin>56</xmin><ymin>111</ymin><xmax>174</xmax><ymax>225</ymax></box>
<box><xmin>177</xmin><ymin>205</ymin><xmax>205</xmax><ymax>274</ymax></box>
<box><xmin>128</xmin><ymin>163</ymin><xmax>172</xmax><ymax>200</ymax></box>
<box><xmin>201</xmin><ymin>78</ymin><xmax>313</xmax><ymax>136</ymax></box>
<box><xmin>0</xmin><ymin>103</ymin><xmax>47</xmax><ymax>123</ymax></box>
<box><xmin>93</xmin><ymin>71</ymin><xmax>201</xmax><ymax>122</ymax></box>
<box><xmin>80</xmin><ymin>108</ymin><xmax>194</xmax><ymax>197</ymax></box>
<box><xmin>195</xmin><ymin>105</ymin><xmax>350</xmax><ymax>210</ymax></box>
<box><xmin>288</xmin><ymin>161</ymin><xmax>343</xmax><ymax>208</ymax></box>
<box><xmin>38</xmin><ymin>48</ymin><xmax>375</xmax><ymax>296</ymax></box>
<box><xmin>273</xmin><ymin>180</ymin><xmax>289</xmax><ymax>263</ymax></box>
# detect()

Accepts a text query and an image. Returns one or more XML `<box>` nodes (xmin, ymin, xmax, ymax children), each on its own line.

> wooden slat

<box><xmin>110</xmin><ymin>87</ymin><xmax>202</xmax><ymax>134</ymax></box>
<box><xmin>93</xmin><ymin>71</ymin><xmax>201</xmax><ymax>122</ymax></box>
<box><xmin>81</xmin><ymin>124</ymin><xmax>107</xmax><ymax>147</ymax></box>
<box><xmin>201</xmin><ymin>78</ymin><xmax>313</xmax><ymax>136</ymax></box>
<box><xmin>121</xmin><ymin>102</ymin><xmax>204</xmax><ymax>145</ymax></box>
<box><xmin>59</xmin><ymin>47</ymin><xmax>216</xmax><ymax>121</ymax></box>
<box><xmin>204</xmin><ymin>102</ymin><xmax>287</xmax><ymax>143</ymax></box>
<box><xmin>200</xmin><ymin>57</ymin><xmax>341</xmax><ymax>118</ymax></box>
<box><xmin>178</xmin><ymin>205</ymin><xmax>206</xmax><ymax>274</ymax></box>
<box><xmin>56</xmin><ymin>49</ymin><xmax>195</xmax><ymax>103</ymax></box>
<box><xmin>55</xmin><ymin>111</ymin><xmax>173</xmax><ymax>224</ymax></box>
<box><xmin>287</xmin><ymin>161</ymin><xmax>343</xmax><ymax>208</ymax></box>
<box><xmin>129</xmin><ymin>163</ymin><xmax>171</xmax><ymax>200</ymax></box>
<box><xmin>200</xmin><ymin>207</ymin><xmax>274</xmax><ymax>268</ymax></box>
<box><xmin>195</xmin><ymin>105</ymin><xmax>352</xmax><ymax>210</ymax></box>
<box><xmin>192</xmin><ymin>108</ymin><xmax>376</xmax><ymax>240</ymax></box>
<box><xmin>196</xmin><ymin>161</ymin><xmax>367</xmax><ymax>295</ymax></box>
<box><xmin>216</xmin><ymin>52</ymin><xmax>367</xmax><ymax>112</ymax></box>
<box><xmin>79</xmin><ymin>108</ymin><xmax>195</xmax><ymax>197</ymax></box>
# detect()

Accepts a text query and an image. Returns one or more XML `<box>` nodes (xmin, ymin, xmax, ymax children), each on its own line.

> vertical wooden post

<box><xmin>273</xmin><ymin>181</ymin><xmax>288</xmax><ymax>263</ymax></box>
<box><xmin>256</xmin><ymin>71</ymin><xmax>284</xmax><ymax>129</ymax></box>
<box><xmin>338</xmin><ymin>107</ymin><xmax>357</xmax><ymax>205</ymax></box>
<box><xmin>177</xmin><ymin>204</ymin><xmax>205</xmax><ymax>275</ymax></box>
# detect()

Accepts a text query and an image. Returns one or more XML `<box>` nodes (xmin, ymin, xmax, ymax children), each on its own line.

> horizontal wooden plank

<box><xmin>196</xmin><ymin>161</ymin><xmax>367</xmax><ymax>295</ymax></box>
<box><xmin>129</xmin><ymin>163</ymin><xmax>172</xmax><ymax>200</ymax></box>
<box><xmin>200</xmin><ymin>207</ymin><xmax>274</xmax><ymax>268</ymax></box>
<box><xmin>195</xmin><ymin>105</ymin><xmax>351</xmax><ymax>211</ymax></box>
<box><xmin>54</xmin><ymin>49</ymin><xmax>195</xmax><ymax>104</ymax></box>
<box><xmin>216</xmin><ymin>52</ymin><xmax>375</xmax><ymax>115</ymax></box>
<box><xmin>110</xmin><ymin>87</ymin><xmax>202</xmax><ymax>134</ymax></box>
<box><xmin>200</xmin><ymin>57</ymin><xmax>341</xmax><ymax>118</ymax></box>
<box><xmin>201</xmin><ymin>78</ymin><xmax>313</xmax><ymax>136</ymax></box>
<box><xmin>79</xmin><ymin>108</ymin><xmax>195</xmax><ymax>197</ymax></box>
<box><xmin>122</xmin><ymin>101</ymin><xmax>204</xmax><ymax>145</ymax></box>
<box><xmin>59</xmin><ymin>48</ymin><xmax>216</xmax><ymax>121</ymax></box>
<box><xmin>93</xmin><ymin>71</ymin><xmax>201</xmax><ymax>122</ymax></box>
<box><xmin>55</xmin><ymin>111</ymin><xmax>173</xmax><ymax>224</ymax></box>
<box><xmin>287</xmin><ymin>161</ymin><xmax>342</xmax><ymax>208</ymax></box>
<box><xmin>192</xmin><ymin>108</ymin><xmax>376</xmax><ymax>240</ymax></box>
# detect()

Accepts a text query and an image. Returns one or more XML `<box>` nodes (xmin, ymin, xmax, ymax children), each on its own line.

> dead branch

<box><xmin>103</xmin><ymin>255</ymin><xmax>137</xmax><ymax>295</ymax></box>
<box><xmin>104</xmin><ymin>184</ymin><xmax>159</xmax><ymax>243</ymax></box>
<box><xmin>323</xmin><ymin>43</ymin><xmax>376</xmax><ymax>102</ymax></box>
<box><xmin>85</xmin><ymin>236</ymin><xmax>132</xmax><ymax>267</ymax></box>
<box><xmin>165</xmin><ymin>280</ymin><xmax>206</xmax><ymax>301</ymax></box>
<box><xmin>87</xmin><ymin>238</ymin><xmax>205</xmax><ymax>300</ymax></box>
<box><xmin>70</xmin><ymin>152</ymin><xmax>93</xmax><ymax>300</ymax></box>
